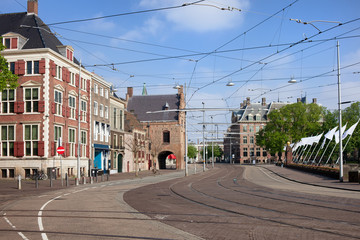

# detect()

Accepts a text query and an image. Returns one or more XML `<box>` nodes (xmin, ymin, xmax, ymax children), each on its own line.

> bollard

<box><xmin>101</xmin><ymin>174</ymin><xmax>104</xmax><ymax>182</ymax></box>
<box><xmin>35</xmin><ymin>177</ymin><xmax>39</xmax><ymax>188</ymax></box>
<box><xmin>50</xmin><ymin>172</ymin><xmax>53</xmax><ymax>188</ymax></box>
<box><xmin>65</xmin><ymin>173</ymin><xmax>69</xmax><ymax>187</ymax></box>
<box><xmin>106</xmin><ymin>174</ymin><xmax>109</xmax><ymax>181</ymax></box>
<box><xmin>90</xmin><ymin>176</ymin><xmax>93</xmax><ymax>184</ymax></box>
<box><xmin>17</xmin><ymin>175</ymin><xmax>22</xmax><ymax>190</ymax></box>
<box><xmin>83</xmin><ymin>176</ymin><xmax>86</xmax><ymax>185</ymax></box>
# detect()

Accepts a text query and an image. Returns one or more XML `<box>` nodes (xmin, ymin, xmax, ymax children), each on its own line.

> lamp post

<box><xmin>336</xmin><ymin>41</ymin><xmax>344</xmax><ymax>182</ymax></box>
<box><xmin>76</xmin><ymin>60</ymin><xmax>82</xmax><ymax>186</ymax></box>
<box><xmin>202</xmin><ymin>102</ymin><xmax>206</xmax><ymax>171</ymax></box>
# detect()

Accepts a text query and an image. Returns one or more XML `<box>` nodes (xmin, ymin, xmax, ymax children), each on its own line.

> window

<box><xmin>81</xmin><ymin>100</ymin><xmax>87</xmax><ymax>121</ymax></box>
<box><xmin>1</xmin><ymin>125</ymin><xmax>15</xmax><ymax>156</ymax></box>
<box><xmin>113</xmin><ymin>108</ymin><xmax>117</xmax><ymax>128</ymax></box>
<box><xmin>243</xmin><ymin>148</ymin><xmax>248</xmax><ymax>157</ymax></box>
<box><xmin>250</xmin><ymin>148</ymin><xmax>254</xmax><ymax>157</ymax></box>
<box><xmin>105</xmin><ymin>106</ymin><xmax>108</xmax><ymax>119</ymax></box>
<box><xmin>100</xmin><ymin>123</ymin><xmax>104</xmax><ymax>142</ymax></box>
<box><xmin>54</xmin><ymin>125</ymin><xmax>62</xmax><ymax>151</ymax></box>
<box><xmin>2</xmin><ymin>89</ymin><xmax>15</xmax><ymax>114</ymax></box>
<box><xmin>69</xmin><ymin>128</ymin><xmax>76</xmax><ymax>156</ymax></box>
<box><xmin>256</xmin><ymin>126</ymin><xmax>260</xmax><ymax>133</ymax></box>
<box><xmin>243</xmin><ymin>136</ymin><xmax>247</xmax><ymax>144</ymax></box>
<box><xmin>54</xmin><ymin>90</ymin><xmax>62</xmax><ymax>115</ymax></box>
<box><xmin>81</xmin><ymin>78</ymin><xmax>87</xmax><ymax>91</ymax></box>
<box><xmin>163</xmin><ymin>131</ymin><xmax>170</xmax><ymax>143</ymax></box>
<box><xmin>94</xmin><ymin>122</ymin><xmax>99</xmax><ymax>141</ymax></box>
<box><xmin>24</xmin><ymin>125</ymin><xmax>38</xmax><ymax>156</ymax></box>
<box><xmin>26</xmin><ymin>61</ymin><xmax>39</xmax><ymax>75</ymax></box>
<box><xmin>113</xmin><ymin>134</ymin><xmax>118</xmax><ymax>148</ymax></box>
<box><xmin>250</xmin><ymin>136</ymin><xmax>254</xmax><ymax>144</ymax></box>
<box><xmin>24</xmin><ymin>88</ymin><xmax>39</xmax><ymax>113</ymax></box>
<box><xmin>100</xmin><ymin>87</ymin><xmax>103</xmax><ymax>97</ymax></box>
<box><xmin>105</xmin><ymin>125</ymin><xmax>110</xmax><ymax>142</ymax></box>
<box><xmin>242</xmin><ymin>125</ymin><xmax>247</xmax><ymax>132</ymax></box>
<box><xmin>255</xmin><ymin>115</ymin><xmax>261</xmax><ymax>121</ymax></box>
<box><xmin>9</xmin><ymin>62</ymin><xmax>15</xmax><ymax>74</ymax></box>
<box><xmin>99</xmin><ymin>104</ymin><xmax>103</xmax><ymax>117</ymax></box>
<box><xmin>81</xmin><ymin>130</ymin><xmax>87</xmax><ymax>157</ymax></box>
<box><xmin>4</xmin><ymin>38</ymin><xmax>11</xmax><ymax>49</ymax></box>
<box><xmin>119</xmin><ymin>110</ymin><xmax>123</xmax><ymax>130</ymax></box>
<box><xmin>256</xmin><ymin>148</ymin><xmax>261</xmax><ymax>157</ymax></box>
<box><xmin>105</xmin><ymin>90</ymin><xmax>108</xmax><ymax>99</ymax></box>
<box><xmin>55</xmin><ymin>65</ymin><xmax>62</xmax><ymax>79</ymax></box>
<box><xmin>94</xmin><ymin>84</ymin><xmax>98</xmax><ymax>94</ymax></box>
<box><xmin>70</xmin><ymin>72</ymin><xmax>75</xmax><ymax>86</ymax></box>
<box><xmin>69</xmin><ymin>96</ymin><xmax>76</xmax><ymax>119</ymax></box>
<box><xmin>3</xmin><ymin>37</ymin><xmax>17</xmax><ymax>49</ymax></box>
<box><xmin>263</xmin><ymin>150</ymin><xmax>267</xmax><ymax>157</ymax></box>
<box><xmin>94</xmin><ymin>101</ymin><xmax>98</xmax><ymax>116</ymax></box>
<box><xmin>249</xmin><ymin>125</ymin><xmax>254</xmax><ymax>132</ymax></box>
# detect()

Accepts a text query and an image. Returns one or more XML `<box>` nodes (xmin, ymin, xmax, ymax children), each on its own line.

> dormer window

<box><xmin>57</xmin><ymin>45</ymin><xmax>74</xmax><ymax>62</ymax></box>
<box><xmin>66</xmin><ymin>48</ymin><xmax>73</xmax><ymax>61</ymax></box>
<box><xmin>3</xmin><ymin>37</ymin><xmax>18</xmax><ymax>50</ymax></box>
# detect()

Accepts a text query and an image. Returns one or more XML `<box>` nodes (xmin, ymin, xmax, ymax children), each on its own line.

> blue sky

<box><xmin>2</xmin><ymin>0</ymin><xmax>360</xmax><ymax>141</ymax></box>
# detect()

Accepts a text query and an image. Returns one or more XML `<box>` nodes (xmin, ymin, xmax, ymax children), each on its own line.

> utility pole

<box><xmin>202</xmin><ymin>102</ymin><xmax>205</xmax><ymax>172</ymax></box>
<box><xmin>337</xmin><ymin>41</ymin><xmax>344</xmax><ymax>182</ymax></box>
<box><xmin>76</xmin><ymin>60</ymin><xmax>82</xmax><ymax>186</ymax></box>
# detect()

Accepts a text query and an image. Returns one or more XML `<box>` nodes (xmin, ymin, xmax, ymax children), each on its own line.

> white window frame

<box><xmin>26</xmin><ymin>60</ymin><xmax>40</xmax><ymax>75</ymax></box>
<box><xmin>70</xmin><ymin>72</ymin><xmax>75</xmax><ymax>86</ymax></box>
<box><xmin>55</xmin><ymin>65</ymin><xmax>62</xmax><ymax>80</ymax></box>
<box><xmin>81</xmin><ymin>130</ymin><xmax>87</xmax><ymax>157</ymax></box>
<box><xmin>24</xmin><ymin>87</ymin><xmax>39</xmax><ymax>113</ymax></box>
<box><xmin>104</xmin><ymin>106</ymin><xmax>108</xmax><ymax>119</ymax></box>
<box><xmin>81</xmin><ymin>78</ymin><xmax>87</xmax><ymax>91</ymax></box>
<box><xmin>54</xmin><ymin>125</ymin><xmax>62</xmax><ymax>154</ymax></box>
<box><xmin>69</xmin><ymin>128</ymin><xmax>76</xmax><ymax>157</ymax></box>
<box><xmin>99</xmin><ymin>104</ymin><xmax>104</xmax><ymax>118</ymax></box>
<box><xmin>94</xmin><ymin>84</ymin><xmax>98</xmax><ymax>94</ymax></box>
<box><xmin>94</xmin><ymin>101</ymin><xmax>98</xmax><ymax>116</ymax></box>
<box><xmin>24</xmin><ymin>124</ymin><xmax>39</xmax><ymax>156</ymax></box>
<box><xmin>69</xmin><ymin>95</ymin><xmax>76</xmax><ymax>119</ymax></box>
<box><xmin>1</xmin><ymin>89</ymin><xmax>15</xmax><ymax>114</ymax></box>
<box><xmin>1</xmin><ymin>125</ymin><xmax>15</xmax><ymax>156</ymax></box>
<box><xmin>3</xmin><ymin>37</ymin><xmax>18</xmax><ymax>50</ymax></box>
<box><xmin>100</xmin><ymin>87</ymin><xmax>103</xmax><ymax>97</ymax></box>
<box><xmin>94</xmin><ymin>122</ymin><xmax>99</xmax><ymax>141</ymax></box>
<box><xmin>81</xmin><ymin>100</ymin><xmax>87</xmax><ymax>122</ymax></box>
<box><xmin>100</xmin><ymin>123</ymin><xmax>104</xmax><ymax>142</ymax></box>
<box><xmin>105</xmin><ymin>89</ymin><xmax>108</xmax><ymax>99</ymax></box>
<box><xmin>54</xmin><ymin>90</ymin><xmax>63</xmax><ymax>116</ymax></box>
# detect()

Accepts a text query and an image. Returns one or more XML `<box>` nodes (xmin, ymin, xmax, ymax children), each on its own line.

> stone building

<box><xmin>0</xmin><ymin>0</ymin><xmax>91</xmax><ymax>178</ymax></box>
<box><xmin>126</xmin><ymin>86</ymin><xmax>185</xmax><ymax>169</ymax></box>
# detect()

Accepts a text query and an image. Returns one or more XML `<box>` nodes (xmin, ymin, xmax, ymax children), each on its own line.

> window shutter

<box><xmin>51</xmin><ymin>141</ymin><xmax>56</xmax><ymax>156</ymax></box>
<box><xmin>50</xmin><ymin>60</ymin><xmax>56</xmax><ymax>77</ymax></box>
<box><xmin>39</xmin><ymin>59</ymin><xmax>46</xmax><ymax>74</ymax></box>
<box><xmin>11</xmin><ymin>38</ymin><xmax>18</xmax><ymax>49</ymax></box>
<box><xmin>15</xmin><ymin>142</ymin><xmax>24</xmax><ymax>157</ymax></box>
<box><xmin>62</xmin><ymin>105</ymin><xmax>66</xmax><ymax>117</ymax></box>
<box><xmin>75</xmin><ymin>74</ymin><xmax>79</xmax><ymax>87</ymax></box>
<box><xmin>14</xmin><ymin>101</ymin><xmax>24</xmax><ymax>113</ymax></box>
<box><xmin>66</xmin><ymin>143</ymin><xmax>70</xmax><ymax>156</ymax></box>
<box><xmin>66</xmin><ymin>69</ymin><xmax>70</xmax><ymax>83</ymax></box>
<box><xmin>17</xmin><ymin>60</ymin><xmax>25</xmax><ymax>75</ymax></box>
<box><xmin>62</xmin><ymin>67</ymin><xmax>67</xmax><ymax>81</ymax></box>
<box><xmin>38</xmin><ymin>141</ymin><xmax>45</xmax><ymax>156</ymax></box>
<box><xmin>38</xmin><ymin>101</ymin><xmax>45</xmax><ymax>113</ymax></box>
<box><xmin>51</xmin><ymin>102</ymin><xmax>56</xmax><ymax>114</ymax></box>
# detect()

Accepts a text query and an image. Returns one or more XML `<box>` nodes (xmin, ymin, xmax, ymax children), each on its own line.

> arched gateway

<box><xmin>158</xmin><ymin>151</ymin><xmax>177</xmax><ymax>169</ymax></box>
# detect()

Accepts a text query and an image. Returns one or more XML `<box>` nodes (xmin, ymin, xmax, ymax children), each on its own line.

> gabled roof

<box><xmin>127</xmin><ymin>94</ymin><xmax>180</xmax><ymax>122</ymax></box>
<box><xmin>0</xmin><ymin>12</ymin><xmax>63</xmax><ymax>53</ymax></box>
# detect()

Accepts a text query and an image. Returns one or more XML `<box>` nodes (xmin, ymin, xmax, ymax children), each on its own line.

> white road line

<box><xmin>258</xmin><ymin>167</ymin><xmax>284</xmax><ymax>183</ymax></box>
<box><xmin>3</xmin><ymin>215</ymin><xmax>29</xmax><ymax>240</ymax></box>
<box><xmin>38</xmin><ymin>195</ymin><xmax>62</xmax><ymax>240</ymax></box>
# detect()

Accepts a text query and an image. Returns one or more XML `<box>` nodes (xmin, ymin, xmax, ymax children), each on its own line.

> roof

<box><xmin>127</xmin><ymin>94</ymin><xmax>180</xmax><ymax>122</ymax></box>
<box><xmin>0</xmin><ymin>12</ymin><xmax>62</xmax><ymax>52</ymax></box>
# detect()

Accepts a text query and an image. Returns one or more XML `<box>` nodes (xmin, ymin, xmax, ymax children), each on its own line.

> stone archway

<box><xmin>158</xmin><ymin>151</ymin><xmax>176</xmax><ymax>169</ymax></box>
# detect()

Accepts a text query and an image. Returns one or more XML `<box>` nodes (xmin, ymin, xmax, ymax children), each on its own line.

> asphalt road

<box><xmin>1</xmin><ymin>164</ymin><xmax>359</xmax><ymax>240</ymax></box>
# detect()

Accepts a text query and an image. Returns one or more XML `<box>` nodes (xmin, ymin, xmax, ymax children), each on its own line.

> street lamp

<box><xmin>202</xmin><ymin>102</ymin><xmax>206</xmax><ymax>172</ymax></box>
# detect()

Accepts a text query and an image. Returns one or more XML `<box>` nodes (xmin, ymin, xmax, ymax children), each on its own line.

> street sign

<box><xmin>57</xmin><ymin>146</ymin><xmax>65</xmax><ymax>155</ymax></box>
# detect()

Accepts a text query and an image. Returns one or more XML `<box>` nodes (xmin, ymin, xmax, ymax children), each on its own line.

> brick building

<box><xmin>225</xmin><ymin>97</ymin><xmax>288</xmax><ymax>164</ymax></box>
<box><xmin>126</xmin><ymin>86</ymin><xmax>185</xmax><ymax>170</ymax></box>
<box><xmin>0</xmin><ymin>0</ymin><xmax>91</xmax><ymax>178</ymax></box>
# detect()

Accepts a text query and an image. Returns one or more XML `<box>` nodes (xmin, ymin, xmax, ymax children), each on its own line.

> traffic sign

<box><xmin>57</xmin><ymin>146</ymin><xmax>65</xmax><ymax>155</ymax></box>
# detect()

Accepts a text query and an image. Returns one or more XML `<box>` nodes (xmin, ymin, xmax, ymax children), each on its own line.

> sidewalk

<box><xmin>261</xmin><ymin>164</ymin><xmax>360</xmax><ymax>191</ymax></box>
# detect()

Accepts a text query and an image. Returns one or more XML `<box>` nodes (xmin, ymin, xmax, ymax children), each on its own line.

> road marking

<box><xmin>38</xmin><ymin>195</ymin><xmax>62</xmax><ymax>240</ymax></box>
<box><xmin>258</xmin><ymin>167</ymin><xmax>284</xmax><ymax>183</ymax></box>
<box><xmin>3</xmin><ymin>215</ymin><xmax>29</xmax><ymax>240</ymax></box>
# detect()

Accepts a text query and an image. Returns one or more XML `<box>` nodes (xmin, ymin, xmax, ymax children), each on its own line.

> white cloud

<box><xmin>139</xmin><ymin>0</ymin><xmax>250</xmax><ymax>33</ymax></box>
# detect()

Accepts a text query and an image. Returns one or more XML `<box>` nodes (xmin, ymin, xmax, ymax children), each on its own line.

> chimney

<box><xmin>261</xmin><ymin>97</ymin><xmax>266</xmax><ymax>106</ymax></box>
<box><xmin>312</xmin><ymin>98</ymin><xmax>317</xmax><ymax>104</ymax></box>
<box><xmin>126</xmin><ymin>87</ymin><xmax>133</xmax><ymax>101</ymax></box>
<box><xmin>27</xmin><ymin>0</ymin><xmax>38</xmax><ymax>15</ymax></box>
<box><xmin>246</xmin><ymin>97</ymin><xmax>250</xmax><ymax>106</ymax></box>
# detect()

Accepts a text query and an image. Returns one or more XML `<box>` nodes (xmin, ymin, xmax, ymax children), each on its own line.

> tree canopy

<box><xmin>187</xmin><ymin>145</ymin><xmax>197</xmax><ymax>159</ymax></box>
<box><xmin>256</xmin><ymin>102</ymin><xmax>323</xmax><ymax>154</ymax></box>
<box><xmin>0</xmin><ymin>38</ymin><xmax>18</xmax><ymax>90</ymax></box>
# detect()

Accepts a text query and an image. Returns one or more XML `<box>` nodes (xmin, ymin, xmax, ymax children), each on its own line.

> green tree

<box><xmin>187</xmin><ymin>145</ymin><xmax>197</xmax><ymax>159</ymax></box>
<box><xmin>200</xmin><ymin>145</ymin><xmax>223</xmax><ymax>159</ymax></box>
<box><xmin>256</xmin><ymin>102</ymin><xmax>323</xmax><ymax>156</ymax></box>
<box><xmin>342</xmin><ymin>102</ymin><xmax>360</xmax><ymax>162</ymax></box>
<box><xmin>0</xmin><ymin>38</ymin><xmax>18</xmax><ymax>90</ymax></box>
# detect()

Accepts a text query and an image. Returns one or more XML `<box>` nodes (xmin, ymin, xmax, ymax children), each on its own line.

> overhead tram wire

<box><xmin>43</xmin><ymin>0</ymin><xmax>206</xmax><ymax>26</ymax></box>
<box><xmin>189</xmin><ymin>17</ymin><xmax>360</xmax><ymax>102</ymax></box>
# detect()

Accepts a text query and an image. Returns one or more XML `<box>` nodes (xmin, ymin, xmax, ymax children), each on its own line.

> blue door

<box><xmin>94</xmin><ymin>151</ymin><xmax>102</xmax><ymax>169</ymax></box>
